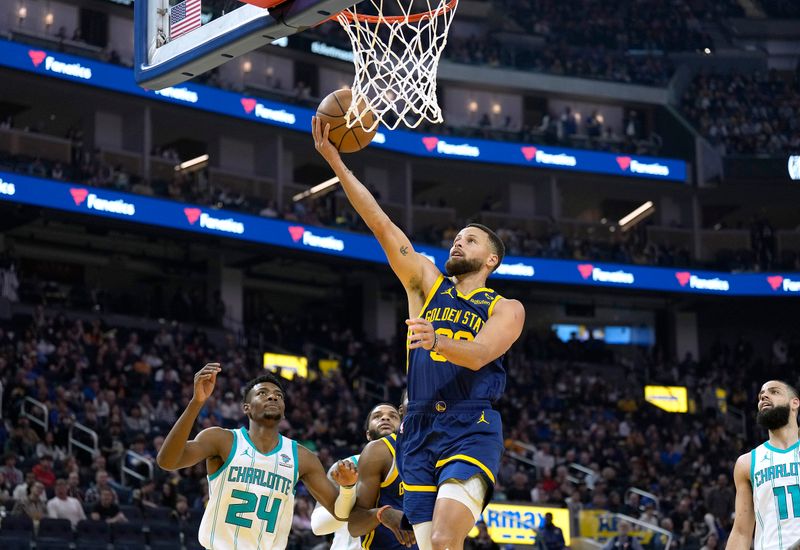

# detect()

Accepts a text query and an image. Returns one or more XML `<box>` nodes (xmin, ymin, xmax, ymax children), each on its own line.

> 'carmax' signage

<box><xmin>468</xmin><ymin>504</ymin><xmax>571</xmax><ymax>546</ymax></box>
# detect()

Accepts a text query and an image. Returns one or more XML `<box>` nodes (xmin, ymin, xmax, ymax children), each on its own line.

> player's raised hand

<box><xmin>331</xmin><ymin>458</ymin><xmax>358</xmax><ymax>487</ymax></box>
<box><xmin>192</xmin><ymin>363</ymin><xmax>221</xmax><ymax>403</ymax></box>
<box><xmin>406</xmin><ymin>318</ymin><xmax>436</xmax><ymax>351</ymax></box>
<box><xmin>378</xmin><ymin>506</ymin><xmax>416</xmax><ymax>547</ymax></box>
<box><xmin>312</xmin><ymin>116</ymin><xmax>341</xmax><ymax>165</ymax></box>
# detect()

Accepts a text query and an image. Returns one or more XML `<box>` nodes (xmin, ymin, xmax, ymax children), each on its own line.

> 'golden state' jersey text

<box><xmin>407</xmin><ymin>275</ymin><xmax>506</xmax><ymax>402</ymax></box>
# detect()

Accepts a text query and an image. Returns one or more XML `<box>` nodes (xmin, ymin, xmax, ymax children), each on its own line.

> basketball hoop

<box><xmin>335</xmin><ymin>0</ymin><xmax>458</xmax><ymax>131</ymax></box>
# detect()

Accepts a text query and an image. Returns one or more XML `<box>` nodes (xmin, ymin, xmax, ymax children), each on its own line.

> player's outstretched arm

<box><xmin>407</xmin><ymin>298</ymin><xmax>525</xmax><ymax>370</ymax></box>
<box><xmin>157</xmin><ymin>363</ymin><xmax>231</xmax><ymax>471</ymax></box>
<box><xmin>725</xmin><ymin>453</ymin><xmax>755</xmax><ymax>550</ymax></box>
<box><xmin>312</xmin><ymin>117</ymin><xmax>439</xmax><ymax>295</ymax></box>
<box><xmin>346</xmin><ymin>440</ymin><xmax>415</xmax><ymax>546</ymax></box>
<box><xmin>310</xmin><ymin>460</ymin><xmax>355</xmax><ymax>536</ymax></box>
<box><xmin>299</xmin><ymin>445</ymin><xmax>358</xmax><ymax>521</ymax></box>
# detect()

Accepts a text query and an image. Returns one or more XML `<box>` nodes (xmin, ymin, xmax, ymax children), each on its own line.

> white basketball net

<box><xmin>336</xmin><ymin>0</ymin><xmax>458</xmax><ymax>132</ymax></box>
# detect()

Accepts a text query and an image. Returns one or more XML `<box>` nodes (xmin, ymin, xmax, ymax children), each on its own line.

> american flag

<box><xmin>169</xmin><ymin>0</ymin><xmax>201</xmax><ymax>40</ymax></box>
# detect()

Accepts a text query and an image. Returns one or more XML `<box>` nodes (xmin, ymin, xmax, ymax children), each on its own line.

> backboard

<box><xmin>135</xmin><ymin>0</ymin><xmax>359</xmax><ymax>90</ymax></box>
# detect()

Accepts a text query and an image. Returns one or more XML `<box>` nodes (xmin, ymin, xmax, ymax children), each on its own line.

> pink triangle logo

<box><xmin>69</xmin><ymin>188</ymin><xmax>88</xmax><ymax>205</ymax></box>
<box><xmin>616</xmin><ymin>156</ymin><xmax>632</xmax><ymax>171</ymax></box>
<box><xmin>184</xmin><ymin>208</ymin><xmax>201</xmax><ymax>225</ymax></box>
<box><xmin>767</xmin><ymin>276</ymin><xmax>784</xmax><ymax>291</ymax></box>
<box><xmin>521</xmin><ymin>146</ymin><xmax>538</xmax><ymax>162</ymax></box>
<box><xmin>288</xmin><ymin>226</ymin><xmax>305</xmax><ymax>242</ymax></box>
<box><xmin>675</xmin><ymin>272</ymin><xmax>691</xmax><ymax>287</ymax></box>
<box><xmin>28</xmin><ymin>50</ymin><xmax>46</xmax><ymax>67</ymax></box>
<box><xmin>241</xmin><ymin>98</ymin><xmax>257</xmax><ymax>114</ymax></box>
<box><xmin>422</xmin><ymin>137</ymin><xmax>439</xmax><ymax>152</ymax></box>
<box><xmin>577</xmin><ymin>264</ymin><xmax>594</xmax><ymax>279</ymax></box>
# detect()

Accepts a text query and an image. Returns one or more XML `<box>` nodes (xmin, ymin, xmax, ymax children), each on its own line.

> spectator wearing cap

<box><xmin>466</xmin><ymin>520</ymin><xmax>498</xmax><ymax>549</ymax></box>
<box><xmin>12</xmin><ymin>481</ymin><xmax>47</xmax><ymax>523</ymax></box>
<box><xmin>91</xmin><ymin>487</ymin><xmax>127</xmax><ymax>523</ymax></box>
<box><xmin>32</xmin><ymin>454</ymin><xmax>56</xmax><ymax>489</ymax></box>
<box><xmin>47</xmin><ymin>478</ymin><xmax>86</xmax><ymax>527</ymax></box>
<box><xmin>537</xmin><ymin>512</ymin><xmax>566</xmax><ymax>550</ymax></box>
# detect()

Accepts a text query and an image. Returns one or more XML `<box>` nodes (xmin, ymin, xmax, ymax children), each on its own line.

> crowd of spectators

<box><xmin>681</xmin><ymin>71</ymin><xmax>800</xmax><ymax>157</ymax></box>
<box><xmin>0</xmin><ymin>285</ymin><xmax>798</xmax><ymax>548</ymax></box>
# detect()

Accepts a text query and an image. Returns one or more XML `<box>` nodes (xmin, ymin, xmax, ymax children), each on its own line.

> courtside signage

<box><xmin>1</xmin><ymin>172</ymin><xmax>797</xmax><ymax>297</ymax></box>
<box><xmin>467</xmin><ymin>504</ymin><xmax>571</xmax><ymax>546</ymax></box>
<box><xmin>0</xmin><ymin>39</ymin><xmax>687</xmax><ymax>182</ymax></box>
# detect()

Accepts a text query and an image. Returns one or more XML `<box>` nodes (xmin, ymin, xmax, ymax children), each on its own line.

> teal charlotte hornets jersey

<box><xmin>751</xmin><ymin>440</ymin><xmax>800</xmax><ymax>550</ymax></box>
<box><xmin>198</xmin><ymin>428</ymin><xmax>298</xmax><ymax>550</ymax></box>
<box><xmin>407</xmin><ymin>274</ymin><xmax>506</xmax><ymax>402</ymax></box>
<box><xmin>362</xmin><ymin>434</ymin><xmax>417</xmax><ymax>550</ymax></box>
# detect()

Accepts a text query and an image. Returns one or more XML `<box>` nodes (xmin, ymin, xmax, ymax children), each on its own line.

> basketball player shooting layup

<box><xmin>727</xmin><ymin>380</ymin><xmax>800</xmax><ymax>550</ymax></box>
<box><xmin>312</xmin><ymin>118</ymin><xmax>526</xmax><ymax>550</ymax></box>
<box><xmin>157</xmin><ymin>364</ymin><xmax>359</xmax><ymax>550</ymax></box>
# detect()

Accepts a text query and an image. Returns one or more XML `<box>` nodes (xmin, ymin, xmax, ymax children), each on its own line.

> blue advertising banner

<box><xmin>0</xmin><ymin>39</ymin><xmax>688</xmax><ymax>182</ymax></box>
<box><xmin>0</xmin><ymin>171</ymin><xmax>795</xmax><ymax>297</ymax></box>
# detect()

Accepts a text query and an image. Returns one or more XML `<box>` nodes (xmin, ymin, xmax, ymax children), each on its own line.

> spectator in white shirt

<box><xmin>47</xmin><ymin>478</ymin><xmax>86</xmax><ymax>527</ymax></box>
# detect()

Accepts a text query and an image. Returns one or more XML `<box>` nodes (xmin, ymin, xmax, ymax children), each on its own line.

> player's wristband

<box><xmin>376</xmin><ymin>505</ymin><xmax>392</xmax><ymax>524</ymax></box>
<box><xmin>432</xmin><ymin>332</ymin><xmax>439</xmax><ymax>352</ymax></box>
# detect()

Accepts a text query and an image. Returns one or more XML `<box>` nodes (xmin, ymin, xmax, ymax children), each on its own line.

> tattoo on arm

<box><xmin>400</xmin><ymin>246</ymin><xmax>408</xmax><ymax>256</ymax></box>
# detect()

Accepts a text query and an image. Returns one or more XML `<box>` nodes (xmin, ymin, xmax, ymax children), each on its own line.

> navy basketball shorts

<box><xmin>396</xmin><ymin>400</ymin><xmax>504</xmax><ymax>525</ymax></box>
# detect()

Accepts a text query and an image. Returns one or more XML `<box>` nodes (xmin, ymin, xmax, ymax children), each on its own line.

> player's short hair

<box><xmin>466</xmin><ymin>223</ymin><xmax>505</xmax><ymax>272</ymax></box>
<box><xmin>363</xmin><ymin>403</ymin><xmax>399</xmax><ymax>431</ymax></box>
<box><xmin>778</xmin><ymin>380</ymin><xmax>800</xmax><ymax>399</ymax></box>
<box><xmin>242</xmin><ymin>373</ymin><xmax>285</xmax><ymax>403</ymax></box>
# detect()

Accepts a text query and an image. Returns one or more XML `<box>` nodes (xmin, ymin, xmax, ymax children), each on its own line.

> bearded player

<box><xmin>157</xmin><ymin>364</ymin><xmax>359</xmax><ymax>550</ymax></box>
<box><xmin>727</xmin><ymin>380</ymin><xmax>800</xmax><ymax>550</ymax></box>
<box><xmin>313</xmin><ymin>118</ymin><xmax>525</xmax><ymax>550</ymax></box>
<box><xmin>311</xmin><ymin>402</ymin><xmax>409</xmax><ymax>549</ymax></box>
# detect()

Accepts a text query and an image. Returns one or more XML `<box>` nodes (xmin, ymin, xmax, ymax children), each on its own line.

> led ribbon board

<box><xmin>1</xmin><ymin>173</ymin><xmax>798</xmax><ymax>296</ymax></box>
<box><xmin>0</xmin><ymin>39</ymin><xmax>687</xmax><ymax>182</ymax></box>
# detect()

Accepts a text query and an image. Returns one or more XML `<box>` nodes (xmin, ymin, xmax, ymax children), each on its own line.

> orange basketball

<box><xmin>316</xmin><ymin>89</ymin><xmax>377</xmax><ymax>153</ymax></box>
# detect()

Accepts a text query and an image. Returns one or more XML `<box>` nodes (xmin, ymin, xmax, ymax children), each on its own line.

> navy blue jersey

<box><xmin>362</xmin><ymin>434</ymin><xmax>416</xmax><ymax>550</ymax></box>
<box><xmin>407</xmin><ymin>274</ymin><xmax>506</xmax><ymax>402</ymax></box>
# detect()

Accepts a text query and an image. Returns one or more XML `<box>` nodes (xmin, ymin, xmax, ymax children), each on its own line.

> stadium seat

<box><xmin>119</xmin><ymin>504</ymin><xmax>143</xmax><ymax>521</ymax></box>
<box><xmin>35</xmin><ymin>517</ymin><xmax>74</xmax><ymax>550</ymax></box>
<box><xmin>75</xmin><ymin>519</ymin><xmax>111</xmax><ymax>550</ymax></box>
<box><xmin>182</xmin><ymin>524</ymin><xmax>205</xmax><ymax>550</ymax></box>
<box><xmin>110</xmin><ymin>520</ymin><xmax>146</xmax><ymax>550</ymax></box>
<box><xmin>143</xmin><ymin>504</ymin><xmax>173</xmax><ymax>520</ymax></box>
<box><xmin>147</xmin><ymin>520</ymin><xmax>182</xmax><ymax>550</ymax></box>
<box><xmin>0</xmin><ymin>514</ymin><xmax>34</xmax><ymax>550</ymax></box>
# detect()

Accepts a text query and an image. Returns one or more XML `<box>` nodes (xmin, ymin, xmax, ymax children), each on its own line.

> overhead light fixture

<box><xmin>618</xmin><ymin>201</ymin><xmax>655</xmax><ymax>232</ymax></box>
<box><xmin>174</xmin><ymin>154</ymin><xmax>209</xmax><ymax>173</ymax></box>
<box><xmin>292</xmin><ymin>176</ymin><xmax>340</xmax><ymax>202</ymax></box>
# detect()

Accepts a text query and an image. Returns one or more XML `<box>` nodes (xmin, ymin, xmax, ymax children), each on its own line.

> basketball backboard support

<box><xmin>135</xmin><ymin>0</ymin><xmax>359</xmax><ymax>90</ymax></box>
